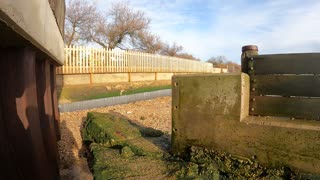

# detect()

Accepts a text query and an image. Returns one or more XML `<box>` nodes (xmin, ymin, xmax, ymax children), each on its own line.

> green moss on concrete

<box><xmin>82</xmin><ymin>112</ymin><xmax>170</xmax><ymax>179</ymax></box>
<box><xmin>82</xmin><ymin>112</ymin><xmax>142</xmax><ymax>146</ymax></box>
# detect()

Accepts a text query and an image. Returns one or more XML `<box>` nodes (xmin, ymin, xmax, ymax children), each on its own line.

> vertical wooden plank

<box><xmin>0</xmin><ymin>47</ymin><xmax>54</xmax><ymax>179</ymax></box>
<box><xmin>99</xmin><ymin>48</ymin><xmax>102</xmax><ymax>73</ymax></box>
<box><xmin>79</xmin><ymin>46</ymin><xmax>83</xmax><ymax>73</ymax></box>
<box><xmin>141</xmin><ymin>52</ymin><xmax>146</xmax><ymax>72</ymax></box>
<box><xmin>63</xmin><ymin>45</ymin><xmax>67</xmax><ymax>74</ymax></box>
<box><xmin>142</xmin><ymin>52</ymin><xmax>144</xmax><ymax>72</ymax></box>
<box><xmin>50</xmin><ymin>64</ymin><xmax>61</xmax><ymax>140</ymax></box>
<box><xmin>137</xmin><ymin>52</ymin><xmax>139</xmax><ymax>72</ymax></box>
<box><xmin>141</xmin><ymin>52</ymin><xmax>144</xmax><ymax>72</ymax></box>
<box><xmin>106</xmin><ymin>48</ymin><xmax>109</xmax><ymax>72</ymax></box>
<box><xmin>134</xmin><ymin>51</ymin><xmax>136</xmax><ymax>72</ymax></box>
<box><xmin>111</xmin><ymin>49</ymin><xmax>113</xmax><ymax>72</ymax></box>
<box><xmin>126</xmin><ymin>50</ymin><xmax>129</xmax><ymax>72</ymax></box>
<box><xmin>120</xmin><ymin>50</ymin><xmax>123</xmax><ymax>72</ymax></box>
<box><xmin>97</xmin><ymin>48</ymin><xmax>99</xmax><ymax>73</ymax></box>
<box><xmin>92</xmin><ymin>48</ymin><xmax>95</xmax><ymax>73</ymax></box>
<box><xmin>85</xmin><ymin>46</ymin><xmax>88</xmax><ymax>73</ymax></box>
<box><xmin>125</xmin><ymin>50</ymin><xmax>128</xmax><ymax>72</ymax></box>
<box><xmin>91</xmin><ymin>47</ymin><xmax>94</xmax><ymax>73</ymax></box>
<box><xmin>111</xmin><ymin>48</ymin><xmax>114</xmax><ymax>73</ymax></box>
<box><xmin>152</xmin><ymin>53</ymin><xmax>154</xmax><ymax>72</ymax></box>
<box><xmin>36</xmin><ymin>58</ymin><xmax>59</xmax><ymax>178</ymax></box>
<box><xmin>115</xmin><ymin>50</ymin><xmax>118</xmax><ymax>72</ymax></box>
<box><xmin>102</xmin><ymin>48</ymin><xmax>105</xmax><ymax>73</ymax></box>
<box><xmin>72</xmin><ymin>45</ymin><xmax>75</xmax><ymax>74</ymax></box>
<box><xmin>140</xmin><ymin>52</ymin><xmax>142</xmax><ymax>72</ymax></box>
<box><xmin>97</xmin><ymin>48</ymin><xmax>100</xmax><ymax>73</ymax></box>
<box><xmin>77</xmin><ymin>46</ymin><xmax>80</xmax><ymax>73</ymax></box>
<box><xmin>136</xmin><ymin>52</ymin><xmax>139</xmax><ymax>72</ymax></box>
<box><xmin>120</xmin><ymin>50</ymin><xmax>122</xmax><ymax>72</ymax></box>
<box><xmin>117</xmin><ymin>50</ymin><xmax>119</xmax><ymax>72</ymax></box>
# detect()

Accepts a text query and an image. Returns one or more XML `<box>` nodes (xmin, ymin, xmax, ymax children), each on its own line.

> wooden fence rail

<box><xmin>56</xmin><ymin>45</ymin><xmax>219</xmax><ymax>74</ymax></box>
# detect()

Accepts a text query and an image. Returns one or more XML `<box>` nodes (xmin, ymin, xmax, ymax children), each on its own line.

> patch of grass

<box><xmin>65</xmin><ymin>85</ymin><xmax>171</xmax><ymax>102</ymax></box>
<box><xmin>123</xmin><ymin>85</ymin><xmax>171</xmax><ymax>96</ymax></box>
<box><xmin>58</xmin><ymin>80</ymin><xmax>172</xmax><ymax>103</ymax></box>
<box><xmin>89</xmin><ymin>85</ymin><xmax>171</xmax><ymax>100</ymax></box>
<box><xmin>85</xmin><ymin>91</ymin><xmax>121</xmax><ymax>100</ymax></box>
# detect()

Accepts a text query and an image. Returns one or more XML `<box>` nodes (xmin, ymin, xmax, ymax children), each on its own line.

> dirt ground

<box><xmin>58</xmin><ymin>96</ymin><xmax>171</xmax><ymax>179</ymax></box>
<box><xmin>57</xmin><ymin>80</ymin><xmax>171</xmax><ymax>104</ymax></box>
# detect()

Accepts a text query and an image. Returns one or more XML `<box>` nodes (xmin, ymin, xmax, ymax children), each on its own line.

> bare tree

<box><xmin>207</xmin><ymin>56</ymin><xmax>227</xmax><ymax>66</ymax></box>
<box><xmin>65</xmin><ymin>0</ymin><xmax>198</xmax><ymax>60</ymax></box>
<box><xmin>87</xmin><ymin>2</ymin><xmax>150</xmax><ymax>49</ymax></box>
<box><xmin>64</xmin><ymin>0</ymin><xmax>97</xmax><ymax>46</ymax></box>
<box><xmin>161</xmin><ymin>43</ymin><xmax>183</xmax><ymax>56</ymax></box>
<box><xmin>175</xmin><ymin>53</ymin><xmax>200</xmax><ymax>61</ymax></box>
<box><xmin>131</xmin><ymin>30</ymin><xmax>164</xmax><ymax>53</ymax></box>
<box><xmin>207</xmin><ymin>56</ymin><xmax>240</xmax><ymax>72</ymax></box>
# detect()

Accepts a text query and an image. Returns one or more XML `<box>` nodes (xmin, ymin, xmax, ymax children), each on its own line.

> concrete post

<box><xmin>241</xmin><ymin>45</ymin><xmax>258</xmax><ymax>73</ymax></box>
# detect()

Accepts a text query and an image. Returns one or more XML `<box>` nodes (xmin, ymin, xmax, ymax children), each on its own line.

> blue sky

<box><xmin>96</xmin><ymin>0</ymin><xmax>320</xmax><ymax>63</ymax></box>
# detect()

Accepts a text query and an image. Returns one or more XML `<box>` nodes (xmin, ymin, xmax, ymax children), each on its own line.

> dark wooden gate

<box><xmin>242</xmin><ymin>47</ymin><xmax>320</xmax><ymax>120</ymax></box>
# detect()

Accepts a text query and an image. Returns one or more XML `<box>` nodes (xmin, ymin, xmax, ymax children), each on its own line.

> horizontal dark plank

<box><xmin>252</xmin><ymin>53</ymin><xmax>320</xmax><ymax>74</ymax></box>
<box><xmin>251</xmin><ymin>75</ymin><xmax>320</xmax><ymax>97</ymax></box>
<box><xmin>250</xmin><ymin>96</ymin><xmax>320</xmax><ymax>120</ymax></box>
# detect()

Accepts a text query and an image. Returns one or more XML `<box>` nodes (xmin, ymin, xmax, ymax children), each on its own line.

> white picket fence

<box><xmin>56</xmin><ymin>45</ymin><xmax>225</xmax><ymax>74</ymax></box>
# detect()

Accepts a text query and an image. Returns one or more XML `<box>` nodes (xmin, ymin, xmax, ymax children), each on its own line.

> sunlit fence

<box><xmin>56</xmin><ymin>45</ymin><xmax>223</xmax><ymax>74</ymax></box>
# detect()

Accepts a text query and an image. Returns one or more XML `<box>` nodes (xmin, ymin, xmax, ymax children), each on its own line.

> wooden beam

<box><xmin>50</xmin><ymin>64</ymin><xmax>61</xmax><ymax>140</ymax></box>
<box><xmin>251</xmin><ymin>75</ymin><xmax>320</xmax><ymax>97</ymax></box>
<box><xmin>250</xmin><ymin>96</ymin><xmax>320</xmax><ymax>120</ymax></box>
<box><xmin>252</xmin><ymin>53</ymin><xmax>320</xmax><ymax>75</ymax></box>
<box><xmin>36</xmin><ymin>58</ymin><xmax>59</xmax><ymax>177</ymax></box>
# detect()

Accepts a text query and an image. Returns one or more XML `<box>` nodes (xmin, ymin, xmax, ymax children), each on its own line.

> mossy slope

<box><xmin>82</xmin><ymin>112</ymin><xmax>169</xmax><ymax>179</ymax></box>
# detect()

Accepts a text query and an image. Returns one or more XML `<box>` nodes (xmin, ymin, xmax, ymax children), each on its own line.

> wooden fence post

<box><xmin>241</xmin><ymin>45</ymin><xmax>258</xmax><ymax>73</ymax></box>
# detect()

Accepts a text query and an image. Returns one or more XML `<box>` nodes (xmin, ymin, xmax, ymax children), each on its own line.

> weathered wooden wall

<box><xmin>0</xmin><ymin>48</ymin><xmax>60</xmax><ymax>179</ymax></box>
<box><xmin>246</xmin><ymin>53</ymin><xmax>320</xmax><ymax>120</ymax></box>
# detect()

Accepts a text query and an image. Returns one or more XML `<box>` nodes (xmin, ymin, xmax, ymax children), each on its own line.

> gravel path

<box><xmin>58</xmin><ymin>96</ymin><xmax>172</xmax><ymax>179</ymax></box>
